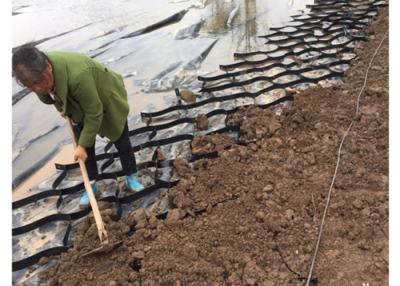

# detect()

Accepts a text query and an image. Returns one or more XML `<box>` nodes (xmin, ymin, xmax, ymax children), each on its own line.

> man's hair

<box><xmin>12</xmin><ymin>46</ymin><xmax>49</xmax><ymax>86</ymax></box>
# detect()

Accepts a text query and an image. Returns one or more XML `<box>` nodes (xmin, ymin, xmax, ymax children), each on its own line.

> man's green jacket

<box><xmin>36</xmin><ymin>51</ymin><xmax>129</xmax><ymax>148</ymax></box>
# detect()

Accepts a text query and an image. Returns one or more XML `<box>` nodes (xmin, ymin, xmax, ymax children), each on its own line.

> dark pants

<box><xmin>73</xmin><ymin>122</ymin><xmax>137</xmax><ymax>181</ymax></box>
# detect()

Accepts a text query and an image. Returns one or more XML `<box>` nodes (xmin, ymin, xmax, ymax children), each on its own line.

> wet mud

<box><xmin>38</xmin><ymin>7</ymin><xmax>388</xmax><ymax>286</ymax></box>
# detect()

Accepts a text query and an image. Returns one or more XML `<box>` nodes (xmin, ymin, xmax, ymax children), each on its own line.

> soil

<box><xmin>180</xmin><ymin>90</ymin><xmax>197</xmax><ymax>103</ymax></box>
<box><xmin>196</xmin><ymin>114</ymin><xmax>209</xmax><ymax>131</ymax></box>
<box><xmin>39</xmin><ymin>7</ymin><xmax>388</xmax><ymax>286</ymax></box>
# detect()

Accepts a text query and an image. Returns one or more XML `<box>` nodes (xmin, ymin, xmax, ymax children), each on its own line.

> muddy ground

<box><xmin>38</xmin><ymin>7</ymin><xmax>388</xmax><ymax>286</ymax></box>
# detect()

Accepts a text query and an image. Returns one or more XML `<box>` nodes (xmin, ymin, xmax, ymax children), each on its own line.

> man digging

<box><xmin>12</xmin><ymin>46</ymin><xmax>144</xmax><ymax>208</ymax></box>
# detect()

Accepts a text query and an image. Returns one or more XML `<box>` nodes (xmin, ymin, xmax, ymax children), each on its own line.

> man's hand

<box><xmin>74</xmin><ymin>145</ymin><xmax>88</xmax><ymax>162</ymax></box>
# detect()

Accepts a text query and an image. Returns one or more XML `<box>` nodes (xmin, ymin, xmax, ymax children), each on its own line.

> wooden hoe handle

<box><xmin>66</xmin><ymin>118</ymin><xmax>109</xmax><ymax>244</ymax></box>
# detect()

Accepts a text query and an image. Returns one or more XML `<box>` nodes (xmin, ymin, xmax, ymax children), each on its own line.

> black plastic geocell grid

<box><xmin>12</xmin><ymin>0</ymin><xmax>387</xmax><ymax>274</ymax></box>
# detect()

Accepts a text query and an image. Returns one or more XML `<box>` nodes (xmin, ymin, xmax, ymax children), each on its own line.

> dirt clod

<box><xmin>165</xmin><ymin>208</ymin><xmax>184</xmax><ymax>225</ymax></box>
<box><xmin>196</xmin><ymin>113</ymin><xmax>209</xmax><ymax>130</ymax></box>
<box><xmin>180</xmin><ymin>89</ymin><xmax>196</xmax><ymax>103</ymax></box>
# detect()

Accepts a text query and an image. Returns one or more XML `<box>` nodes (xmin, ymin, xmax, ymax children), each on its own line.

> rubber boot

<box><xmin>79</xmin><ymin>182</ymin><xmax>99</xmax><ymax>208</ymax></box>
<box><xmin>126</xmin><ymin>174</ymin><xmax>144</xmax><ymax>192</ymax></box>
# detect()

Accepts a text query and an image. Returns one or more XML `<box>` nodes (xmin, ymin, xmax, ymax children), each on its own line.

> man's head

<box><xmin>12</xmin><ymin>46</ymin><xmax>54</xmax><ymax>94</ymax></box>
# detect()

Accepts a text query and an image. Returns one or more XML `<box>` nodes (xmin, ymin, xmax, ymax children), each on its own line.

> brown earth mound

<box><xmin>39</xmin><ymin>7</ymin><xmax>388</xmax><ymax>286</ymax></box>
